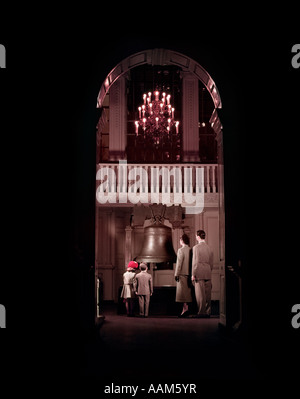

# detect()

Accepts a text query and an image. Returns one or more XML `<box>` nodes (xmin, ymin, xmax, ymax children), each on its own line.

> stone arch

<box><xmin>96</xmin><ymin>48</ymin><xmax>222</xmax><ymax>110</ymax></box>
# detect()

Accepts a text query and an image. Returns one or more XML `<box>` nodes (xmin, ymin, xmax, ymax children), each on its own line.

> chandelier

<box><xmin>134</xmin><ymin>91</ymin><xmax>179</xmax><ymax>144</ymax></box>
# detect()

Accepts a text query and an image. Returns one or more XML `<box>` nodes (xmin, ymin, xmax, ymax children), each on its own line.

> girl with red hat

<box><xmin>120</xmin><ymin>261</ymin><xmax>138</xmax><ymax>316</ymax></box>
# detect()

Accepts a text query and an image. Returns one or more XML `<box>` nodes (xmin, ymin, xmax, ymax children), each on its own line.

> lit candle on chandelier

<box><xmin>138</xmin><ymin>107</ymin><xmax>141</xmax><ymax>119</ymax></box>
<box><xmin>160</xmin><ymin>103</ymin><xmax>163</xmax><ymax>113</ymax></box>
<box><xmin>142</xmin><ymin>104</ymin><xmax>145</xmax><ymax>116</ymax></box>
<box><xmin>148</xmin><ymin>92</ymin><xmax>152</xmax><ymax>101</ymax></box>
<box><xmin>149</xmin><ymin>103</ymin><xmax>153</xmax><ymax>114</ymax></box>
<box><xmin>143</xmin><ymin>118</ymin><xmax>146</xmax><ymax>130</ymax></box>
<box><xmin>135</xmin><ymin>121</ymin><xmax>139</xmax><ymax>135</ymax></box>
<box><xmin>155</xmin><ymin>117</ymin><xmax>159</xmax><ymax>128</ymax></box>
<box><xmin>155</xmin><ymin>91</ymin><xmax>159</xmax><ymax>101</ymax></box>
<box><xmin>166</xmin><ymin>94</ymin><xmax>170</xmax><ymax>104</ymax></box>
<box><xmin>172</xmin><ymin>107</ymin><xmax>175</xmax><ymax>118</ymax></box>
<box><xmin>143</xmin><ymin>94</ymin><xmax>147</xmax><ymax>104</ymax></box>
<box><xmin>175</xmin><ymin>121</ymin><xmax>179</xmax><ymax>134</ymax></box>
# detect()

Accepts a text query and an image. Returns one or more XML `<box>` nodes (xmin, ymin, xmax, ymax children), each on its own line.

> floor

<box><xmin>80</xmin><ymin>303</ymin><xmax>265</xmax><ymax>381</ymax></box>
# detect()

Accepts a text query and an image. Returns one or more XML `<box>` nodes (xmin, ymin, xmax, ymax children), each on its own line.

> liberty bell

<box><xmin>136</xmin><ymin>221</ymin><xmax>177</xmax><ymax>263</ymax></box>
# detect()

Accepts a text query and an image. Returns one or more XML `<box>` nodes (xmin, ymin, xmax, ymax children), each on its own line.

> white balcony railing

<box><xmin>96</xmin><ymin>163</ymin><xmax>218</xmax><ymax>207</ymax></box>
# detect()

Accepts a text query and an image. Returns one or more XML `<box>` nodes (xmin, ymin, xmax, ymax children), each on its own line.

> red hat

<box><xmin>127</xmin><ymin>261</ymin><xmax>138</xmax><ymax>269</ymax></box>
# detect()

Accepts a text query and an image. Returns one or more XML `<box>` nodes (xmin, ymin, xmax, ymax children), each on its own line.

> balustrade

<box><xmin>96</xmin><ymin>163</ymin><xmax>218</xmax><ymax>206</ymax></box>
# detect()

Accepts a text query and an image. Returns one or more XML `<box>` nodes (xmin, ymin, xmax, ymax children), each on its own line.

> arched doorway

<box><xmin>95</xmin><ymin>48</ymin><xmax>226</xmax><ymax>325</ymax></box>
<box><xmin>96</xmin><ymin>48</ymin><xmax>222</xmax><ymax>108</ymax></box>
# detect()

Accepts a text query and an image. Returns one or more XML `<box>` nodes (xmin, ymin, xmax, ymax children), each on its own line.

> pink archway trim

<box><xmin>96</xmin><ymin>48</ymin><xmax>222</xmax><ymax>110</ymax></box>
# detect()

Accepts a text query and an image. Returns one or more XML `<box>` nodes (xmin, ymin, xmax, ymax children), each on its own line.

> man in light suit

<box><xmin>192</xmin><ymin>230</ymin><xmax>213</xmax><ymax>317</ymax></box>
<box><xmin>133</xmin><ymin>263</ymin><xmax>153</xmax><ymax>317</ymax></box>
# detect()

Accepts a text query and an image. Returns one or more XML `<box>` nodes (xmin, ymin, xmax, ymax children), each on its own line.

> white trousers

<box><xmin>194</xmin><ymin>279</ymin><xmax>212</xmax><ymax>315</ymax></box>
<box><xmin>138</xmin><ymin>294</ymin><xmax>150</xmax><ymax>316</ymax></box>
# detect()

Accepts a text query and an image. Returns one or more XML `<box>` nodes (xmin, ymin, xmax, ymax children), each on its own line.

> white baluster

<box><xmin>128</xmin><ymin>166</ymin><xmax>133</xmax><ymax>193</ymax></box>
<box><xmin>195</xmin><ymin>164</ymin><xmax>200</xmax><ymax>194</ymax></box>
<box><xmin>150</xmin><ymin>166</ymin><xmax>155</xmax><ymax>194</ymax></box>
<box><xmin>167</xmin><ymin>165</ymin><xmax>171</xmax><ymax>194</ymax></box>
<box><xmin>206</xmin><ymin>165</ymin><xmax>211</xmax><ymax>193</ymax></box>
<box><xmin>184</xmin><ymin>167</ymin><xmax>189</xmax><ymax>194</ymax></box>
<box><xmin>212</xmin><ymin>165</ymin><xmax>216</xmax><ymax>193</ymax></box>
<box><xmin>201</xmin><ymin>166</ymin><xmax>205</xmax><ymax>193</ymax></box>
<box><xmin>144</xmin><ymin>165</ymin><xmax>149</xmax><ymax>194</ymax></box>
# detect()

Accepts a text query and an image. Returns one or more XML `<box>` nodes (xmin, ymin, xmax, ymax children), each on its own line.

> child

<box><xmin>120</xmin><ymin>261</ymin><xmax>138</xmax><ymax>316</ymax></box>
<box><xmin>133</xmin><ymin>262</ymin><xmax>153</xmax><ymax>317</ymax></box>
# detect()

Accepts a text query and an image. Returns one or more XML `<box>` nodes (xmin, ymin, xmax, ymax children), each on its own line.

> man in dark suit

<box><xmin>192</xmin><ymin>230</ymin><xmax>213</xmax><ymax>317</ymax></box>
<box><xmin>133</xmin><ymin>263</ymin><xmax>153</xmax><ymax>317</ymax></box>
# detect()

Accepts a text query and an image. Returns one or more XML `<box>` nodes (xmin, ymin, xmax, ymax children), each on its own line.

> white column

<box><xmin>109</xmin><ymin>75</ymin><xmax>127</xmax><ymax>160</ymax></box>
<box><xmin>125</xmin><ymin>226</ymin><xmax>133</xmax><ymax>269</ymax></box>
<box><xmin>182</xmin><ymin>72</ymin><xmax>200</xmax><ymax>162</ymax></box>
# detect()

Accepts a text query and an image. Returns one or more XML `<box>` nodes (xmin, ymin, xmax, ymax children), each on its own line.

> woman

<box><xmin>120</xmin><ymin>260</ymin><xmax>138</xmax><ymax>316</ymax></box>
<box><xmin>174</xmin><ymin>234</ymin><xmax>192</xmax><ymax>317</ymax></box>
